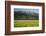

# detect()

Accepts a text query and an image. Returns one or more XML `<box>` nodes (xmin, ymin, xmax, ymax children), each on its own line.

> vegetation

<box><xmin>14</xmin><ymin>11</ymin><xmax>39</xmax><ymax>20</ymax></box>
<box><xmin>14</xmin><ymin>10</ymin><xmax>39</xmax><ymax>27</ymax></box>
<box><xmin>14</xmin><ymin>20</ymin><xmax>39</xmax><ymax>27</ymax></box>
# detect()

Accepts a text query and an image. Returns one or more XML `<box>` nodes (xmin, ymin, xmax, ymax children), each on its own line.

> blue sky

<box><xmin>14</xmin><ymin>8</ymin><xmax>39</xmax><ymax>13</ymax></box>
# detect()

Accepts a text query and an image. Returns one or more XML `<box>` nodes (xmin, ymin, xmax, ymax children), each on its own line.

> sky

<box><xmin>14</xmin><ymin>8</ymin><xmax>39</xmax><ymax>13</ymax></box>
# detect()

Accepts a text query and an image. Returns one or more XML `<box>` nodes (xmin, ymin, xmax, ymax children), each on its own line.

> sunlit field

<box><xmin>14</xmin><ymin>20</ymin><xmax>39</xmax><ymax>27</ymax></box>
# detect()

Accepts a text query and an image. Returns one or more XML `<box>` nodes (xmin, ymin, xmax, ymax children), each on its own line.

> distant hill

<box><xmin>14</xmin><ymin>11</ymin><xmax>39</xmax><ymax>20</ymax></box>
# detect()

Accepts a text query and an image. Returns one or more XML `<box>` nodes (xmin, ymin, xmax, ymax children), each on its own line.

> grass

<box><xmin>14</xmin><ymin>20</ymin><xmax>39</xmax><ymax>27</ymax></box>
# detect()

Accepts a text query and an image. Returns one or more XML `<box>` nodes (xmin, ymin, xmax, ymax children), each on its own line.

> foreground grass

<box><xmin>14</xmin><ymin>20</ymin><xmax>39</xmax><ymax>27</ymax></box>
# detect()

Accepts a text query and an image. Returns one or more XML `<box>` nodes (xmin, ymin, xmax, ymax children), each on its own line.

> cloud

<box><xmin>14</xmin><ymin>8</ymin><xmax>39</xmax><ymax>13</ymax></box>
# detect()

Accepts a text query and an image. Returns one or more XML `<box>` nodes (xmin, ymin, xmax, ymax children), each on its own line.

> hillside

<box><xmin>14</xmin><ymin>11</ymin><xmax>39</xmax><ymax>20</ymax></box>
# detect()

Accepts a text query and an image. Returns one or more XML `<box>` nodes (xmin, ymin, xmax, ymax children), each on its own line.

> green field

<box><xmin>14</xmin><ymin>20</ymin><xmax>39</xmax><ymax>27</ymax></box>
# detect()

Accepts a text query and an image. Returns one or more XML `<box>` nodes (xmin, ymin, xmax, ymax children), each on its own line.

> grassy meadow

<box><xmin>14</xmin><ymin>20</ymin><xmax>39</xmax><ymax>27</ymax></box>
